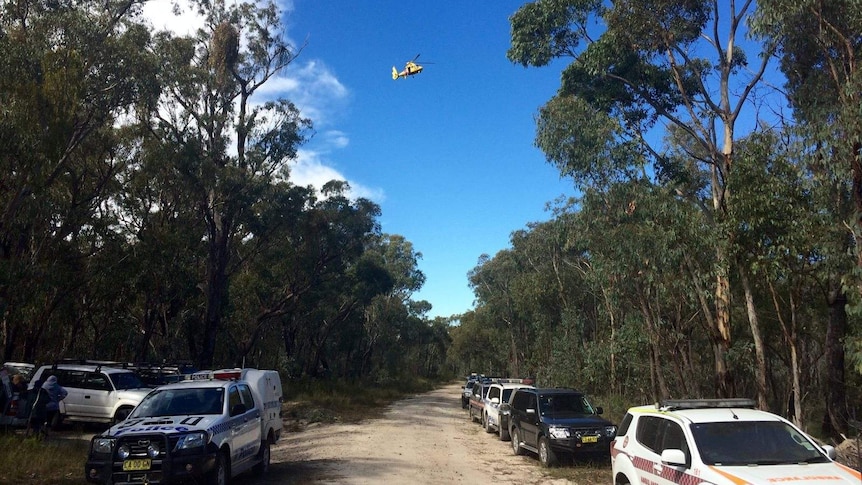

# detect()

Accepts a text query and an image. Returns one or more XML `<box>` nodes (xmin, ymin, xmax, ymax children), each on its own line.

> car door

<box><xmin>227</xmin><ymin>384</ymin><xmax>260</xmax><ymax>468</ymax></box>
<box><xmin>238</xmin><ymin>384</ymin><xmax>261</xmax><ymax>453</ymax></box>
<box><xmin>520</xmin><ymin>393</ymin><xmax>540</xmax><ymax>448</ymax></box>
<box><xmin>635</xmin><ymin>416</ymin><xmax>687</xmax><ymax>485</ymax></box>
<box><xmin>79</xmin><ymin>371</ymin><xmax>113</xmax><ymax>420</ymax></box>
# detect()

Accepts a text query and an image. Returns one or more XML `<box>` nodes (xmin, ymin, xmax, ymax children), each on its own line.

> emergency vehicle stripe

<box><xmin>622</xmin><ymin>450</ymin><xmax>707</xmax><ymax>485</ymax></box>
<box><xmin>708</xmin><ymin>467</ymin><xmax>750</xmax><ymax>485</ymax></box>
<box><xmin>207</xmin><ymin>409</ymin><xmax>261</xmax><ymax>436</ymax></box>
<box><xmin>836</xmin><ymin>462</ymin><xmax>862</xmax><ymax>480</ymax></box>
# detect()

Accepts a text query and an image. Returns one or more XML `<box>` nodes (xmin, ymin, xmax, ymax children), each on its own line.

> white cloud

<box><xmin>291</xmin><ymin>150</ymin><xmax>385</xmax><ymax>203</ymax></box>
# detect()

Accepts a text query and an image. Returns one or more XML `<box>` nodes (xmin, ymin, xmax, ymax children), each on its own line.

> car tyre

<box><xmin>539</xmin><ymin>437</ymin><xmax>558</xmax><ymax>467</ymax></box>
<box><xmin>511</xmin><ymin>427</ymin><xmax>524</xmax><ymax>455</ymax></box>
<box><xmin>499</xmin><ymin>422</ymin><xmax>509</xmax><ymax>441</ymax></box>
<box><xmin>207</xmin><ymin>450</ymin><xmax>229</xmax><ymax>485</ymax></box>
<box><xmin>113</xmin><ymin>407</ymin><xmax>132</xmax><ymax>424</ymax></box>
<box><xmin>615</xmin><ymin>474</ymin><xmax>631</xmax><ymax>485</ymax></box>
<box><xmin>253</xmin><ymin>439</ymin><xmax>271</xmax><ymax>476</ymax></box>
<box><xmin>483</xmin><ymin>413</ymin><xmax>493</xmax><ymax>433</ymax></box>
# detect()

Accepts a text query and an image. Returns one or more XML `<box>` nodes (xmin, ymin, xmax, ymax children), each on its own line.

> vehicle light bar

<box><xmin>657</xmin><ymin>398</ymin><xmax>757</xmax><ymax>411</ymax></box>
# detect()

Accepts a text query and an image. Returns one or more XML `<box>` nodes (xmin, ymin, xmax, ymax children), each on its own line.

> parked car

<box><xmin>508</xmin><ymin>387</ymin><xmax>616</xmax><ymax>466</ymax></box>
<box><xmin>611</xmin><ymin>398</ymin><xmax>861</xmax><ymax>485</ymax></box>
<box><xmin>1</xmin><ymin>362</ymin><xmax>34</xmax><ymax>427</ymax></box>
<box><xmin>29</xmin><ymin>363</ymin><xmax>153</xmax><ymax>426</ymax></box>
<box><xmin>461</xmin><ymin>373</ymin><xmax>479</xmax><ymax>409</ymax></box>
<box><xmin>483</xmin><ymin>381</ymin><xmax>533</xmax><ymax>440</ymax></box>
<box><xmin>467</xmin><ymin>380</ymin><xmax>493</xmax><ymax>423</ymax></box>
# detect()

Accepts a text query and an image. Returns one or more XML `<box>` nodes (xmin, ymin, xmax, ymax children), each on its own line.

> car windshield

<box><xmin>539</xmin><ymin>393</ymin><xmax>595</xmax><ymax>416</ymax></box>
<box><xmin>131</xmin><ymin>388</ymin><xmax>225</xmax><ymax>417</ymax></box>
<box><xmin>109</xmin><ymin>372</ymin><xmax>148</xmax><ymax>390</ymax></box>
<box><xmin>690</xmin><ymin>421</ymin><xmax>829</xmax><ymax>466</ymax></box>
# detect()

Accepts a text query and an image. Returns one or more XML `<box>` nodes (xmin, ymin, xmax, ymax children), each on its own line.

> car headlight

<box><xmin>91</xmin><ymin>437</ymin><xmax>115</xmax><ymax>455</ymax></box>
<box><xmin>605</xmin><ymin>425</ymin><xmax>617</xmax><ymax>437</ymax></box>
<box><xmin>548</xmin><ymin>426</ymin><xmax>570</xmax><ymax>439</ymax></box>
<box><xmin>174</xmin><ymin>431</ymin><xmax>209</xmax><ymax>451</ymax></box>
<box><xmin>147</xmin><ymin>442</ymin><xmax>160</xmax><ymax>458</ymax></box>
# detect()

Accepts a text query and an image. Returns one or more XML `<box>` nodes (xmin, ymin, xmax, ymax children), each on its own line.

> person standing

<box><xmin>27</xmin><ymin>377</ymin><xmax>49</xmax><ymax>438</ymax></box>
<box><xmin>41</xmin><ymin>375</ymin><xmax>67</xmax><ymax>433</ymax></box>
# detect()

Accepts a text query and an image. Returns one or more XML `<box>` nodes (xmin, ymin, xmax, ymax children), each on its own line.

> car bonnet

<box><xmin>707</xmin><ymin>461</ymin><xmax>862</xmax><ymax>484</ymax></box>
<box><xmin>107</xmin><ymin>414</ymin><xmax>223</xmax><ymax>437</ymax></box>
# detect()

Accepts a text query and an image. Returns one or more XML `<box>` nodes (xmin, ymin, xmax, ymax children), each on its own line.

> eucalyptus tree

<box><xmin>728</xmin><ymin>130</ymin><xmax>832</xmax><ymax>425</ymax></box>
<box><xmin>750</xmin><ymin>0</ymin><xmax>862</xmax><ymax>438</ymax></box>
<box><xmin>578</xmin><ymin>180</ymin><xmax>712</xmax><ymax>400</ymax></box>
<box><xmin>509</xmin><ymin>0</ymin><xmax>775</xmax><ymax>396</ymax></box>
<box><xmin>136</xmin><ymin>0</ymin><xmax>310</xmax><ymax>368</ymax></box>
<box><xmin>468</xmin><ymin>251</ymin><xmax>532</xmax><ymax>377</ymax></box>
<box><xmin>0</xmin><ymin>0</ymin><xmax>156</xmax><ymax>360</ymax></box>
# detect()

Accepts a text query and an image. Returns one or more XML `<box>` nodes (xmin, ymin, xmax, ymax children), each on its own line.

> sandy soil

<box><xmin>250</xmin><ymin>383</ymin><xmax>575</xmax><ymax>485</ymax></box>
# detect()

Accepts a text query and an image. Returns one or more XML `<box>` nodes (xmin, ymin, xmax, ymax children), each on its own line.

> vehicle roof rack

<box><xmin>657</xmin><ymin>398</ymin><xmax>757</xmax><ymax>411</ymax></box>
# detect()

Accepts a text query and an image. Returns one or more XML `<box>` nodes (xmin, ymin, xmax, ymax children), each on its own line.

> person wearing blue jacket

<box><xmin>41</xmin><ymin>375</ymin><xmax>67</xmax><ymax>433</ymax></box>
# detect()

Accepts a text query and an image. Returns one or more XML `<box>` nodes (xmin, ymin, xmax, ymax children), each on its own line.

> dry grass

<box><xmin>0</xmin><ymin>433</ymin><xmax>88</xmax><ymax>484</ymax></box>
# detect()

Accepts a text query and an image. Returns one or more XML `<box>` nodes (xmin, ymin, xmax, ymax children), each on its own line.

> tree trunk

<box><xmin>822</xmin><ymin>285</ymin><xmax>847</xmax><ymax>439</ymax></box>
<box><xmin>739</xmin><ymin>266</ymin><xmax>768</xmax><ymax>410</ymax></box>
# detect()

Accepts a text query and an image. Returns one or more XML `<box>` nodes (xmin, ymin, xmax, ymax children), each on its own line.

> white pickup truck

<box><xmin>85</xmin><ymin>368</ymin><xmax>282</xmax><ymax>485</ymax></box>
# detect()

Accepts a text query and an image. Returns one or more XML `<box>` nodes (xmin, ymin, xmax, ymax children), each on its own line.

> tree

<box><xmin>509</xmin><ymin>0</ymin><xmax>775</xmax><ymax>396</ymax></box>
<box><xmin>751</xmin><ymin>0</ymin><xmax>862</xmax><ymax>439</ymax></box>
<box><xmin>0</xmin><ymin>0</ymin><xmax>155</xmax><ymax>361</ymax></box>
<box><xmin>137</xmin><ymin>0</ymin><xmax>310</xmax><ymax>368</ymax></box>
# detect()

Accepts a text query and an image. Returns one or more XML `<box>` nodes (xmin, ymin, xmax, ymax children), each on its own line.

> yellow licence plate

<box><xmin>122</xmin><ymin>459</ymin><xmax>152</xmax><ymax>471</ymax></box>
<box><xmin>581</xmin><ymin>435</ymin><xmax>599</xmax><ymax>443</ymax></box>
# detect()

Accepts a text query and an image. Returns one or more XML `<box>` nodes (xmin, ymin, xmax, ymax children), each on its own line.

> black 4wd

<box><xmin>507</xmin><ymin>388</ymin><xmax>616</xmax><ymax>467</ymax></box>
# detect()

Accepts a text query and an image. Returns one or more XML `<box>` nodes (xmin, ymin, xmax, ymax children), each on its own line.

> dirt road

<box><xmin>256</xmin><ymin>383</ymin><xmax>581</xmax><ymax>484</ymax></box>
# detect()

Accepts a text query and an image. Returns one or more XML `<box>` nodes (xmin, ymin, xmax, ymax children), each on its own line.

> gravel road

<box><xmin>253</xmin><ymin>383</ymin><xmax>580</xmax><ymax>485</ymax></box>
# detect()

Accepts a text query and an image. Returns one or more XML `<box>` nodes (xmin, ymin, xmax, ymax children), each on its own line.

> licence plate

<box><xmin>581</xmin><ymin>435</ymin><xmax>599</xmax><ymax>443</ymax></box>
<box><xmin>122</xmin><ymin>459</ymin><xmax>152</xmax><ymax>471</ymax></box>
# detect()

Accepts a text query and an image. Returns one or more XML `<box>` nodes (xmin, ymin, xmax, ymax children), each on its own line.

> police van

<box><xmin>85</xmin><ymin>368</ymin><xmax>282</xmax><ymax>485</ymax></box>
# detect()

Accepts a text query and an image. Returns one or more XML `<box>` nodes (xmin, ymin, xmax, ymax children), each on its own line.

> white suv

<box><xmin>611</xmin><ymin>399</ymin><xmax>860</xmax><ymax>485</ymax></box>
<box><xmin>482</xmin><ymin>381</ymin><xmax>533</xmax><ymax>441</ymax></box>
<box><xmin>30</xmin><ymin>363</ymin><xmax>152</xmax><ymax>426</ymax></box>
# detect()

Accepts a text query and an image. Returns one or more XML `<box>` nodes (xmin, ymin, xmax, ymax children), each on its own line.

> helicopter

<box><xmin>392</xmin><ymin>54</ymin><xmax>428</xmax><ymax>80</ymax></box>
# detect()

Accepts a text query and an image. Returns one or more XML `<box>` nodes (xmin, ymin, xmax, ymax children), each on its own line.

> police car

<box><xmin>85</xmin><ymin>368</ymin><xmax>282</xmax><ymax>485</ymax></box>
<box><xmin>611</xmin><ymin>398</ymin><xmax>861</xmax><ymax>485</ymax></box>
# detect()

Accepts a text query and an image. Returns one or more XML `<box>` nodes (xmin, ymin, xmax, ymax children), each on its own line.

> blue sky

<box><xmin>143</xmin><ymin>0</ymin><xmax>576</xmax><ymax>319</ymax></box>
<box><xmin>284</xmin><ymin>1</ymin><xmax>575</xmax><ymax>318</ymax></box>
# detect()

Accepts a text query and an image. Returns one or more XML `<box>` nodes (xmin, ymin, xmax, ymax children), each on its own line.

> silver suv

<box><xmin>30</xmin><ymin>363</ymin><xmax>152</xmax><ymax>426</ymax></box>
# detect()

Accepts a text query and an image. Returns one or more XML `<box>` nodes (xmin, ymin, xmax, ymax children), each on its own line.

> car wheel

<box><xmin>615</xmin><ymin>474</ymin><xmax>631</xmax><ymax>485</ymax></box>
<box><xmin>511</xmin><ymin>427</ymin><xmax>524</xmax><ymax>456</ymax></box>
<box><xmin>470</xmin><ymin>406</ymin><xmax>478</xmax><ymax>423</ymax></box>
<box><xmin>207</xmin><ymin>451</ymin><xmax>229</xmax><ymax>485</ymax></box>
<box><xmin>253</xmin><ymin>439</ymin><xmax>271</xmax><ymax>476</ymax></box>
<box><xmin>50</xmin><ymin>412</ymin><xmax>63</xmax><ymax>430</ymax></box>
<box><xmin>484</xmin><ymin>414</ymin><xmax>494</xmax><ymax>433</ymax></box>
<box><xmin>113</xmin><ymin>407</ymin><xmax>132</xmax><ymax>424</ymax></box>
<box><xmin>499</xmin><ymin>422</ymin><xmax>509</xmax><ymax>441</ymax></box>
<box><xmin>539</xmin><ymin>437</ymin><xmax>558</xmax><ymax>467</ymax></box>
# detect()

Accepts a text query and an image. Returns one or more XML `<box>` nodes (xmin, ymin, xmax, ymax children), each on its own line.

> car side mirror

<box><xmin>526</xmin><ymin>408</ymin><xmax>536</xmax><ymax>415</ymax></box>
<box><xmin>821</xmin><ymin>444</ymin><xmax>837</xmax><ymax>460</ymax></box>
<box><xmin>660</xmin><ymin>449</ymin><xmax>687</xmax><ymax>467</ymax></box>
<box><xmin>491</xmin><ymin>397</ymin><xmax>500</xmax><ymax>404</ymax></box>
<box><xmin>595</xmin><ymin>406</ymin><xmax>604</xmax><ymax>415</ymax></box>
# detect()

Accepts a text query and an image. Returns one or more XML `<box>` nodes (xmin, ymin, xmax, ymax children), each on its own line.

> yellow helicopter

<box><xmin>392</xmin><ymin>54</ymin><xmax>427</xmax><ymax>80</ymax></box>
